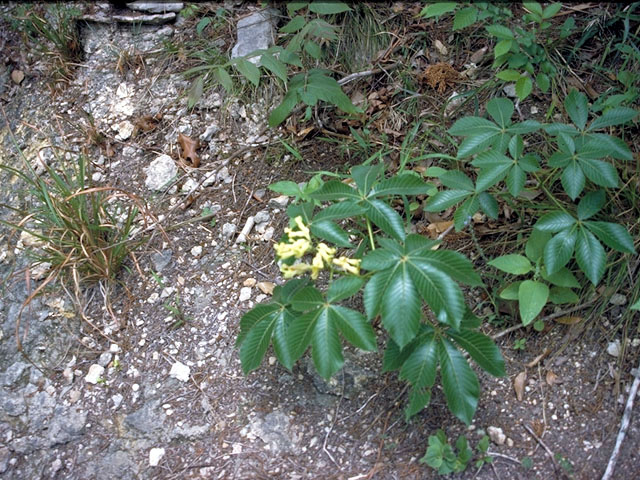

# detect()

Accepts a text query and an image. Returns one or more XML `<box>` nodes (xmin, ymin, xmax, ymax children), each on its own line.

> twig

<box><xmin>523</xmin><ymin>424</ymin><xmax>558</xmax><ymax>471</ymax></box>
<box><xmin>338</xmin><ymin>63</ymin><xmax>400</xmax><ymax>86</ymax></box>
<box><xmin>491</xmin><ymin>298</ymin><xmax>599</xmax><ymax>340</ymax></box>
<box><xmin>486</xmin><ymin>451</ymin><xmax>521</xmax><ymax>463</ymax></box>
<box><xmin>601</xmin><ymin>359</ymin><xmax>640</xmax><ymax>480</ymax></box>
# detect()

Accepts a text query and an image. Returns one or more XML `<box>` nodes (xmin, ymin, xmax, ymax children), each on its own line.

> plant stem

<box><xmin>366</xmin><ymin>218</ymin><xmax>375</xmax><ymax>250</ymax></box>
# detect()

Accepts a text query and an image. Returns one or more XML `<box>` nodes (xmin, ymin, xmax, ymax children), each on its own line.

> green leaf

<box><xmin>448</xmin><ymin>117</ymin><xmax>499</xmax><ymax>136</ymax></box>
<box><xmin>453</xmin><ymin>196</ymin><xmax>479</xmax><ymax>231</ymax></box>
<box><xmin>233</xmin><ymin>58</ymin><xmax>261</xmax><ymax>87</ymax></box>
<box><xmin>351</xmin><ymin>163</ymin><xmax>383</xmax><ymax>194</ymax></box>
<box><xmin>260</xmin><ymin>53</ymin><xmax>288</xmax><ymax>82</ymax></box>
<box><xmin>438</xmin><ymin>338</ymin><xmax>479</xmax><ymax>425</ymax></box>
<box><xmin>542</xmin><ymin>3</ymin><xmax>562</xmax><ymax>19</ymax></box>
<box><xmin>523</xmin><ymin>2</ymin><xmax>543</xmax><ymax>16</ymax></box>
<box><xmin>488</xmin><ymin>254</ymin><xmax>532</xmax><ymax>275</ymax></box>
<box><xmin>506</xmin><ymin>164</ymin><xmax>525</xmax><ymax>197</ymax></box>
<box><xmin>515</xmin><ymin>76</ymin><xmax>533</xmax><ymax>100</ymax></box>
<box><xmin>565</xmin><ymin>89</ymin><xmax>589</xmax><ymax>130</ymax></box>
<box><xmin>425</xmin><ymin>190</ymin><xmax>471</xmax><ymax>212</ymax></box>
<box><xmin>420</xmin><ymin>2</ymin><xmax>457</xmax><ymax>18</ymax></box>
<box><xmin>486</xmin><ymin>24</ymin><xmax>514</xmax><ymax>40</ymax></box>
<box><xmin>405</xmin><ymin>234</ymin><xmax>439</xmax><ymax>254</ymax></box>
<box><xmin>308</xmin><ymin>1</ymin><xmax>352</xmax><ymax>14</ymax></box>
<box><xmin>291</xmin><ymin>286</ymin><xmax>324</xmax><ymax>311</ymax></box>
<box><xmin>439</xmin><ymin>171</ymin><xmax>475</xmax><ymax>191</ymax></box>
<box><xmin>272</xmin><ymin>309</ymin><xmax>296</xmax><ymax>369</ymax></box>
<box><xmin>280</xmin><ymin>15</ymin><xmax>306</xmax><ymax>33</ymax></box>
<box><xmin>268</xmin><ymin>89</ymin><xmax>299</xmax><ymax>127</ymax></box>
<box><xmin>313</xmin><ymin>201</ymin><xmax>366</xmax><ymax>222</ymax></box>
<box><xmin>409</xmin><ymin>259</ymin><xmax>465</xmax><ymax>328</ymax></box>
<box><xmin>382</xmin><ymin>265</ymin><xmax>421</xmax><ymax>348</ymax></box>
<box><xmin>457</xmin><ymin>130</ymin><xmax>500</xmax><ymax>158</ymax></box>
<box><xmin>365</xmin><ymin>198</ymin><xmax>406</xmax><ymax>241</ymax></box>
<box><xmin>575</xmin><ymin>228</ymin><xmax>605</xmax><ymax>285</ymax></box>
<box><xmin>309</xmin><ymin>180</ymin><xmax>359</xmax><ymax>201</ymax></box>
<box><xmin>518</xmin><ymin>280</ymin><xmax>549</xmax><ymax>325</ymax></box>
<box><xmin>306</xmin><ymin>70</ymin><xmax>358</xmax><ymax>114</ymax></box>
<box><xmin>580</xmin><ymin>158</ymin><xmax>619</xmax><ymax>188</ymax></box>
<box><xmin>371</xmin><ymin>174</ymin><xmax>434</xmax><ymax>197</ymax></box>
<box><xmin>237</xmin><ymin>303</ymin><xmax>281</xmax><ymax>346</ymax></box>
<box><xmin>577</xmin><ymin>190</ymin><xmax>605</xmax><ymax>220</ymax></box>
<box><xmin>544</xmin><ymin>229</ymin><xmax>577</xmax><ymax>274</ymax></box>
<box><xmin>536</xmin><ymin>72</ymin><xmax>550</xmax><ymax>93</ymax></box>
<box><xmin>405</xmin><ymin>387</ymin><xmax>432</xmax><ymax>419</ymax></box>
<box><xmin>363</xmin><ymin>269</ymin><xmax>394</xmax><ymax>320</ymax></box>
<box><xmin>400</xmin><ymin>333</ymin><xmax>437</xmax><ymax>388</ymax></box>
<box><xmin>304</xmin><ymin>40</ymin><xmax>323</xmax><ymax>59</ymax></box>
<box><xmin>327</xmin><ymin>276</ymin><xmax>365</xmax><ymax>302</ymax></box>
<box><xmin>361</xmin><ymin>248</ymin><xmax>399</xmax><ymax>271</ymax></box>
<box><xmin>311</xmin><ymin>308</ymin><xmax>344</xmax><ymax>379</ymax></box>
<box><xmin>535</xmin><ymin>211</ymin><xmax>576</xmax><ymax>232</ymax></box>
<box><xmin>585</xmin><ymin>221</ymin><xmax>636</xmax><ymax>253</ymax></box>
<box><xmin>496</xmin><ymin>69</ymin><xmax>522</xmax><ymax>81</ymax></box>
<box><xmin>447</xmin><ymin>330</ymin><xmax>506</xmax><ymax>377</ymax></box>
<box><xmin>541</xmin><ymin>267</ymin><xmax>580</xmax><ymax>288</ymax></box>
<box><xmin>310</xmin><ymin>220</ymin><xmax>352</xmax><ymax>247</ymax></box>
<box><xmin>630</xmin><ymin>299</ymin><xmax>640</xmax><ymax>311</ymax></box>
<box><xmin>549</xmin><ymin>286</ymin><xmax>579</xmax><ymax>304</ymax></box>
<box><xmin>526</xmin><ymin>229</ymin><xmax>551</xmax><ymax>262</ymax></box>
<box><xmin>453</xmin><ymin>6</ymin><xmax>477</xmax><ymax>30</ymax></box>
<box><xmin>478</xmin><ymin>191</ymin><xmax>499</xmax><ymax>219</ymax></box>
<box><xmin>494</xmin><ymin>39</ymin><xmax>513</xmax><ymax>58</ymax></box>
<box><xmin>587</xmin><ymin>107</ymin><xmax>638</xmax><ymax>131</ymax></box>
<box><xmin>562</xmin><ymin>161</ymin><xmax>585</xmax><ymax>200</ymax></box>
<box><xmin>584</xmin><ymin>133</ymin><xmax>633</xmax><ymax>161</ymax></box>
<box><xmin>475</xmin><ymin>164</ymin><xmax>511</xmax><ymax>192</ymax></box>
<box><xmin>330</xmin><ymin>305</ymin><xmax>376</xmax><ymax>351</ymax></box>
<box><xmin>239</xmin><ymin>309</ymin><xmax>279</xmax><ymax>373</ymax></box>
<box><xmin>382</xmin><ymin>337</ymin><xmax>419</xmax><ymax>372</ymax></box>
<box><xmin>486</xmin><ymin>98</ymin><xmax>514</xmax><ymax>128</ymax></box>
<box><xmin>414</xmin><ymin>250</ymin><xmax>483</xmax><ymax>286</ymax></box>
<box><xmin>499</xmin><ymin>281</ymin><xmax>522</xmax><ymax>300</ymax></box>
<box><xmin>287</xmin><ymin>308</ymin><xmax>324</xmax><ymax>362</ymax></box>
<box><xmin>269</xmin><ymin>180</ymin><xmax>302</xmax><ymax>197</ymax></box>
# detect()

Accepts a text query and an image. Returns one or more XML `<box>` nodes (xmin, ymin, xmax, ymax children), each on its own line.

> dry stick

<box><xmin>601</xmin><ymin>358</ymin><xmax>640</xmax><ymax>480</ymax></box>
<box><xmin>491</xmin><ymin>298</ymin><xmax>598</xmax><ymax>340</ymax></box>
<box><xmin>338</xmin><ymin>63</ymin><xmax>400</xmax><ymax>86</ymax></box>
<box><xmin>523</xmin><ymin>424</ymin><xmax>559</xmax><ymax>471</ymax></box>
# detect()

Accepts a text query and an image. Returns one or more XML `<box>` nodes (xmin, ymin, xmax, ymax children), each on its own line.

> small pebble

<box><xmin>149</xmin><ymin>447</ymin><xmax>165</xmax><ymax>467</ymax></box>
<box><xmin>84</xmin><ymin>364</ymin><xmax>105</xmax><ymax>384</ymax></box>
<box><xmin>169</xmin><ymin>361</ymin><xmax>190</xmax><ymax>382</ymax></box>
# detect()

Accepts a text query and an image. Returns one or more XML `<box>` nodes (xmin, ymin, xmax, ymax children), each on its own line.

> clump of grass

<box><xmin>0</xmin><ymin>142</ymin><xmax>150</xmax><ymax>337</ymax></box>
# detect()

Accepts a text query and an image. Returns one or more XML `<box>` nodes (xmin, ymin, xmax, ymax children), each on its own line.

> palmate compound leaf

<box><xmin>438</xmin><ymin>337</ymin><xmax>480</xmax><ymax>425</ymax></box>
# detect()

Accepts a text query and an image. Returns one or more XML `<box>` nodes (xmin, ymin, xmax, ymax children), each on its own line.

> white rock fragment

<box><xmin>607</xmin><ymin>339</ymin><xmax>621</xmax><ymax>357</ymax></box>
<box><xmin>148</xmin><ymin>447</ymin><xmax>166</xmax><ymax>466</ymax></box>
<box><xmin>128</xmin><ymin>2</ymin><xmax>183</xmax><ymax>13</ymax></box>
<box><xmin>169</xmin><ymin>361</ymin><xmax>190</xmax><ymax>382</ymax></box>
<box><xmin>222</xmin><ymin>223</ymin><xmax>237</xmax><ymax>241</ymax></box>
<box><xmin>235</xmin><ymin>216</ymin><xmax>255</xmax><ymax>243</ymax></box>
<box><xmin>112</xmin><ymin>393</ymin><xmax>123</xmax><ymax>409</ymax></box>
<box><xmin>114</xmin><ymin>120</ymin><xmax>134</xmax><ymax>141</ymax></box>
<box><xmin>487</xmin><ymin>426</ymin><xmax>506</xmax><ymax>445</ymax></box>
<box><xmin>85</xmin><ymin>364</ymin><xmax>105</xmax><ymax>384</ymax></box>
<box><xmin>231</xmin><ymin>10</ymin><xmax>278</xmax><ymax>65</ymax></box>
<box><xmin>503</xmin><ymin>84</ymin><xmax>517</xmax><ymax>98</ymax></box>
<box><xmin>268</xmin><ymin>195</ymin><xmax>289</xmax><ymax>209</ymax></box>
<box><xmin>181</xmin><ymin>177</ymin><xmax>199</xmax><ymax>194</ymax></box>
<box><xmin>243</xmin><ymin>278</ymin><xmax>257</xmax><ymax>287</ymax></box>
<box><xmin>191</xmin><ymin>245</ymin><xmax>203</xmax><ymax>257</ymax></box>
<box><xmin>92</xmin><ymin>172</ymin><xmax>104</xmax><ymax>182</ymax></box>
<box><xmin>610</xmin><ymin>294</ymin><xmax>627</xmax><ymax>306</ymax></box>
<box><xmin>144</xmin><ymin>154</ymin><xmax>177</xmax><ymax>191</ymax></box>
<box><xmin>253</xmin><ymin>210</ymin><xmax>270</xmax><ymax>224</ymax></box>
<box><xmin>239</xmin><ymin>287</ymin><xmax>252</xmax><ymax>302</ymax></box>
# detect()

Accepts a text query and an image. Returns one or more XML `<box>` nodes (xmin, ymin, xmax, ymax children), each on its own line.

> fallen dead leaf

<box><xmin>434</xmin><ymin>39</ymin><xmax>448</xmax><ymax>56</ymax></box>
<box><xmin>546</xmin><ymin>370</ymin><xmax>561</xmax><ymax>386</ymax></box>
<box><xmin>11</xmin><ymin>69</ymin><xmax>24</xmax><ymax>85</ymax></box>
<box><xmin>425</xmin><ymin>220</ymin><xmax>453</xmax><ymax>239</ymax></box>
<box><xmin>470</xmin><ymin>46</ymin><xmax>488</xmax><ymax>64</ymax></box>
<box><xmin>256</xmin><ymin>281</ymin><xmax>275</xmax><ymax>295</ymax></box>
<box><xmin>514</xmin><ymin>371</ymin><xmax>527</xmax><ymax>402</ymax></box>
<box><xmin>554</xmin><ymin>316</ymin><xmax>583</xmax><ymax>325</ymax></box>
<box><xmin>178</xmin><ymin>133</ymin><xmax>200</xmax><ymax>168</ymax></box>
<box><xmin>526</xmin><ymin>348</ymin><xmax>550</xmax><ymax>368</ymax></box>
<box><xmin>532</xmin><ymin>419</ymin><xmax>545</xmax><ymax>438</ymax></box>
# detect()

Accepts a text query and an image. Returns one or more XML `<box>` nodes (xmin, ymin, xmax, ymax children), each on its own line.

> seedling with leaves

<box><xmin>419</xmin><ymin>430</ymin><xmax>473</xmax><ymax>475</ymax></box>
<box><xmin>237</xmin><ymin>162</ymin><xmax>505</xmax><ymax>425</ymax></box>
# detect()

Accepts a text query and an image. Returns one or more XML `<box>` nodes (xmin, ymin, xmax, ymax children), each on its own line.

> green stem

<box><xmin>366</xmin><ymin>218</ymin><xmax>375</xmax><ymax>250</ymax></box>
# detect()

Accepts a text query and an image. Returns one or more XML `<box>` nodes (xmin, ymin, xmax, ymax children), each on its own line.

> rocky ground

<box><xmin>0</xmin><ymin>2</ymin><xmax>639</xmax><ymax>479</ymax></box>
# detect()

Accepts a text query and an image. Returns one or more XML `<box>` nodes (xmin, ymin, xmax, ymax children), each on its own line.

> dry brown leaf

<box><xmin>546</xmin><ymin>370</ymin><xmax>561</xmax><ymax>386</ymax></box>
<box><xmin>256</xmin><ymin>281</ymin><xmax>275</xmax><ymax>295</ymax></box>
<box><xmin>470</xmin><ymin>46</ymin><xmax>488</xmax><ymax>64</ymax></box>
<box><xmin>532</xmin><ymin>419</ymin><xmax>545</xmax><ymax>437</ymax></box>
<box><xmin>526</xmin><ymin>348</ymin><xmax>550</xmax><ymax>368</ymax></box>
<box><xmin>434</xmin><ymin>39</ymin><xmax>448</xmax><ymax>56</ymax></box>
<box><xmin>554</xmin><ymin>316</ymin><xmax>583</xmax><ymax>325</ymax></box>
<box><xmin>514</xmin><ymin>371</ymin><xmax>527</xmax><ymax>402</ymax></box>
<box><xmin>178</xmin><ymin>133</ymin><xmax>200</xmax><ymax>168</ymax></box>
<box><xmin>11</xmin><ymin>69</ymin><xmax>24</xmax><ymax>85</ymax></box>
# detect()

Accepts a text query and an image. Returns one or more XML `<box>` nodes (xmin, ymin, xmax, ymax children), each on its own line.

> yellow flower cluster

<box><xmin>275</xmin><ymin>216</ymin><xmax>360</xmax><ymax>279</ymax></box>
